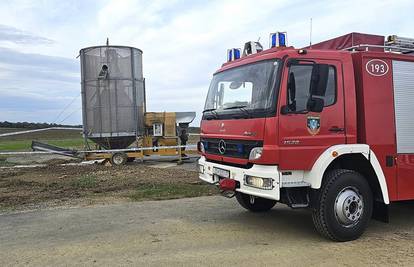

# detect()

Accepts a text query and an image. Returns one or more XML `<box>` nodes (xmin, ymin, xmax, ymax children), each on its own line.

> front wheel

<box><xmin>312</xmin><ymin>169</ymin><xmax>373</xmax><ymax>241</ymax></box>
<box><xmin>236</xmin><ymin>192</ymin><xmax>277</xmax><ymax>212</ymax></box>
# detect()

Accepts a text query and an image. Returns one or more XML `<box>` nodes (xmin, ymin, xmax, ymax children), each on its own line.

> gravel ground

<box><xmin>1</xmin><ymin>196</ymin><xmax>414</xmax><ymax>266</ymax></box>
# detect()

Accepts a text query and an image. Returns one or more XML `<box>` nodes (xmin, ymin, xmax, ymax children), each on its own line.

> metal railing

<box><xmin>343</xmin><ymin>44</ymin><xmax>414</xmax><ymax>53</ymax></box>
<box><xmin>0</xmin><ymin>127</ymin><xmax>82</xmax><ymax>138</ymax></box>
<box><xmin>0</xmin><ymin>144</ymin><xmax>197</xmax><ymax>156</ymax></box>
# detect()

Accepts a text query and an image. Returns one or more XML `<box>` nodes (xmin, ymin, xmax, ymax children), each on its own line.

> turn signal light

<box><xmin>197</xmin><ymin>141</ymin><xmax>205</xmax><ymax>153</ymax></box>
<box><xmin>249</xmin><ymin>147</ymin><xmax>263</xmax><ymax>160</ymax></box>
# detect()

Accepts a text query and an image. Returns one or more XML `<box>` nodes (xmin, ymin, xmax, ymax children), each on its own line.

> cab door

<box><xmin>278</xmin><ymin>59</ymin><xmax>346</xmax><ymax>170</ymax></box>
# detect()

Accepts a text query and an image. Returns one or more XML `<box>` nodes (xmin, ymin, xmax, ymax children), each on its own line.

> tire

<box><xmin>110</xmin><ymin>152</ymin><xmax>128</xmax><ymax>166</ymax></box>
<box><xmin>236</xmin><ymin>192</ymin><xmax>277</xmax><ymax>212</ymax></box>
<box><xmin>312</xmin><ymin>169</ymin><xmax>373</xmax><ymax>242</ymax></box>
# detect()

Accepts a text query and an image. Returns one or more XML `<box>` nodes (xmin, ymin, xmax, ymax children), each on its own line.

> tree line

<box><xmin>0</xmin><ymin>121</ymin><xmax>200</xmax><ymax>132</ymax></box>
<box><xmin>0</xmin><ymin>121</ymin><xmax>82</xmax><ymax>129</ymax></box>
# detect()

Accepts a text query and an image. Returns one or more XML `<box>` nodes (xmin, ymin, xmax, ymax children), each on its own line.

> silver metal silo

<box><xmin>79</xmin><ymin>45</ymin><xmax>145</xmax><ymax>149</ymax></box>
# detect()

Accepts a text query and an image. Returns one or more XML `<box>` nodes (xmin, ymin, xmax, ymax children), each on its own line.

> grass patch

<box><xmin>0</xmin><ymin>138</ymin><xmax>84</xmax><ymax>151</ymax></box>
<box><xmin>128</xmin><ymin>183</ymin><xmax>218</xmax><ymax>201</ymax></box>
<box><xmin>72</xmin><ymin>174</ymin><xmax>98</xmax><ymax>189</ymax></box>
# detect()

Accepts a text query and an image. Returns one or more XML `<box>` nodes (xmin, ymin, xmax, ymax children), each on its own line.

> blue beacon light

<box><xmin>227</xmin><ymin>48</ymin><xmax>241</xmax><ymax>62</ymax></box>
<box><xmin>270</xmin><ymin>32</ymin><xmax>287</xmax><ymax>48</ymax></box>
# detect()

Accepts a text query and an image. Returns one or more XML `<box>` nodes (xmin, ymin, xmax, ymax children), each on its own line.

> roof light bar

<box><xmin>270</xmin><ymin>32</ymin><xmax>287</xmax><ymax>48</ymax></box>
<box><xmin>242</xmin><ymin>41</ymin><xmax>263</xmax><ymax>56</ymax></box>
<box><xmin>227</xmin><ymin>48</ymin><xmax>241</xmax><ymax>62</ymax></box>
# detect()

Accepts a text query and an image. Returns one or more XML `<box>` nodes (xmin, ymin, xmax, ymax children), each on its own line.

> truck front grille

<box><xmin>201</xmin><ymin>138</ymin><xmax>263</xmax><ymax>159</ymax></box>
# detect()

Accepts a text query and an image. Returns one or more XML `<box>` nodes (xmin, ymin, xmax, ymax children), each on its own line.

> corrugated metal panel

<box><xmin>393</xmin><ymin>60</ymin><xmax>414</xmax><ymax>153</ymax></box>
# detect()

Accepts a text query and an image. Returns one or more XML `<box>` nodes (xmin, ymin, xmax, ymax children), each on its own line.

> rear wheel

<box><xmin>312</xmin><ymin>169</ymin><xmax>373</xmax><ymax>241</ymax></box>
<box><xmin>110</xmin><ymin>152</ymin><xmax>128</xmax><ymax>166</ymax></box>
<box><xmin>236</xmin><ymin>192</ymin><xmax>277</xmax><ymax>212</ymax></box>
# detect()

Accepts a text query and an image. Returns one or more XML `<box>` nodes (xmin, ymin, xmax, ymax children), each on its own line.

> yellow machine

<box><xmin>83</xmin><ymin>111</ymin><xmax>196</xmax><ymax>165</ymax></box>
<box><xmin>142</xmin><ymin>112</ymin><xmax>179</xmax><ymax>156</ymax></box>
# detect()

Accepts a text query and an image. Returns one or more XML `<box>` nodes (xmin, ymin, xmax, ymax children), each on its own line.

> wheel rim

<box><xmin>334</xmin><ymin>187</ymin><xmax>364</xmax><ymax>227</ymax></box>
<box><xmin>113</xmin><ymin>154</ymin><xmax>124</xmax><ymax>165</ymax></box>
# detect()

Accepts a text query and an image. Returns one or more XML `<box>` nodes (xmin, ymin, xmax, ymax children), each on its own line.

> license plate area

<box><xmin>213</xmin><ymin>167</ymin><xmax>230</xmax><ymax>179</ymax></box>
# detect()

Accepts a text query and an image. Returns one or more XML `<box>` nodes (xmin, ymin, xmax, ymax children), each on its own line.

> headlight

<box><xmin>197</xmin><ymin>141</ymin><xmax>205</xmax><ymax>153</ymax></box>
<box><xmin>244</xmin><ymin>175</ymin><xmax>273</xmax><ymax>190</ymax></box>
<box><xmin>249</xmin><ymin>147</ymin><xmax>263</xmax><ymax>160</ymax></box>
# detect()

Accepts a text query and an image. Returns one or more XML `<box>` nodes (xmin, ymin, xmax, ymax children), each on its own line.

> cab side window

<box><xmin>287</xmin><ymin>64</ymin><xmax>336</xmax><ymax>112</ymax></box>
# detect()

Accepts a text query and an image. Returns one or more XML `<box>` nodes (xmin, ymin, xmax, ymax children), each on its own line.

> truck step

<box><xmin>285</xmin><ymin>187</ymin><xmax>310</xmax><ymax>209</ymax></box>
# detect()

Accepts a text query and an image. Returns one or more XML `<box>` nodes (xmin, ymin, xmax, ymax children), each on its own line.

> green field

<box><xmin>0</xmin><ymin>138</ymin><xmax>84</xmax><ymax>151</ymax></box>
<box><xmin>0</xmin><ymin>127</ymin><xmax>199</xmax><ymax>152</ymax></box>
<box><xmin>0</xmin><ymin>128</ymin><xmax>84</xmax><ymax>151</ymax></box>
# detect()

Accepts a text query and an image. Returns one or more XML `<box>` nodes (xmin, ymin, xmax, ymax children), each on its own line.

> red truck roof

<box><xmin>306</xmin><ymin>32</ymin><xmax>385</xmax><ymax>51</ymax></box>
<box><xmin>219</xmin><ymin>33</ymin><xmax>386</xmax><ymax>73</ymax></box>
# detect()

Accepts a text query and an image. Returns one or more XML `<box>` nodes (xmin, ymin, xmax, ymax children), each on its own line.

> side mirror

<box><xmin>310</xmin><ymin>64</ymin><xmax>329</xmax><ymax>96</ymax></box>
<box><xmin>307</xmin><ymin>98</ymin><xmax>324</xmax><ymax>112</ymax></box>
<box><xmin>280</xmin><ymin>105</ymin><xmax>290</xmax><ymax>115</ymax></box>
<box><xmin>307</xmin><ymin>64</ymin><xmax>329</xmax><ymax>113</ymax></box>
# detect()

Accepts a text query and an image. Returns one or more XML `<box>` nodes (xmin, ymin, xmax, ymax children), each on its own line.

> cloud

<box><xmin>0</xmin><ymin>47</ymin><xmax>77</xmax><ymax>71</ymax></box>
<box><xmin>0</xmin><ymin>24</ymin><xmax>54</xmax><ymax>45</ymax></box>
<box><xmin>0</xmin><ymin>46</ymin><xmax>80</xmax><ymax>124</ymax></box>
<box><xmin>0</xmin><ymin>0</ymin><xmax>413</xmax><ymax>126</ymax></box>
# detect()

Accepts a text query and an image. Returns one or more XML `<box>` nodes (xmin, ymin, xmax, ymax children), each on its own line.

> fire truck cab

<box><xmin>198</xmin><ymin>32</ymin><xmax>414</xmax><ymax>241</ymax></box>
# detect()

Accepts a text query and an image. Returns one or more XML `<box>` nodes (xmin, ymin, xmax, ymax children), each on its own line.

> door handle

<box><xmin>329</xmin><ymin>126</ymin><xmax>344</xmax><ymax>132</ymax></box>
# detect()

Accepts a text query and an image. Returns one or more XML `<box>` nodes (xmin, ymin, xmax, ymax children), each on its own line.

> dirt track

<box><xmin>1</xmin><ymin>196</ymin><xmax>414</xmax><ymax>266</ymax></box>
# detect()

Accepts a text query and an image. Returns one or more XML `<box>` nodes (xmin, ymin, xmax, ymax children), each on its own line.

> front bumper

<box><xmin>198</xmin><ymin>156</ymin><xmax>280</xmax><ymax>201</ymax></box>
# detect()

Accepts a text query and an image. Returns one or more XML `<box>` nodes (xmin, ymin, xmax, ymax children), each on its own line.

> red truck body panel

<box><xmin>352</xmin><ymin>52</ymin><xmax>398</xmax><ymax>201</ymax></box>
<box><xmin>352</xmin><ymin>52</ymin><xmax>414</xmax><ymax>201</ymax></box>
<box><xmin>396</xmin><ymin>155</ymin><xmax>414</xmax><ymax>200</ymax></box>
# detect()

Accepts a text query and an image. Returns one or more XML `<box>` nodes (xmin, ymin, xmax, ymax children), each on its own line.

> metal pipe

<box><xmin>0</xmin><ymin>144</ymin><xmax>197</xmax><ymax>155</ymax></box>
<box><xmin>0</xmin><ymin>127</ymin><xmax>82</xmax><ymax>138</ymax></box>
<box><xmin>343</xmin><ymin>44</ymin><xmax>414</xmax><ymax>52</ymax></box>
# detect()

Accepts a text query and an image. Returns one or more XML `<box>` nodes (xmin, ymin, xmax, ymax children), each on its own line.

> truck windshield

<box><xmin>204</xmin><ymin>60</ymin><xmax>280</xmax><ymax>118</ymax></box>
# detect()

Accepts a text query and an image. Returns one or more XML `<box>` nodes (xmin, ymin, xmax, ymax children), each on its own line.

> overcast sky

<box><xmin>0</xmin><ymin>0</ymin><xmax>413</xmax><ymax>126</ymax></box>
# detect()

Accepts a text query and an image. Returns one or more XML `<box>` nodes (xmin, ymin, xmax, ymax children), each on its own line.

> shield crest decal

<box><xmin>307</xmin><ymin>116</ymin><xmax>321</xmax><ymax>135</ymax></box>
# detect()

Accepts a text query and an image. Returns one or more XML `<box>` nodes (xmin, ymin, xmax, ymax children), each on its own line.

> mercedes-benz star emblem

<box><xmin>218</xmin><ymin>140</ymin><xmax>226</xmax><ymax>155</ymax></box>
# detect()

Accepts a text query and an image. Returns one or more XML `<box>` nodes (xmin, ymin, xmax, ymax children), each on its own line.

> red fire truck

<box><xmin>198</xmin><ymin>32</ymin><xmax>414</xmax><ymax>241</ymax></box>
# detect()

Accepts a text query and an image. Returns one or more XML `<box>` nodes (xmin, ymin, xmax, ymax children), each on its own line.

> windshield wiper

<box><xmin>202</xmin><ymin>108</ymin><xmax>218</xmax><ymax>119</ymax></box>
<box><xmin>223</xmin><ymin>105</ymin><xmax>247</xmax><ymax>110</ymax></box>
<box><xmin>203</xmin><ymin>108</ymin><xmax>217</xmax><ymax>113</ymax></box>
<box><xmin>223</xmin><ymin>105</ymin><xmax>252</xmax><ymax>118</ymax></box>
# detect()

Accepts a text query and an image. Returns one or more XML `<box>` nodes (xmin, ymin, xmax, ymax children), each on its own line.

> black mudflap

<box><xmin>372</xmin><ymin>201</ymin><xmax>389</xmax><ymax>223</ymax></box>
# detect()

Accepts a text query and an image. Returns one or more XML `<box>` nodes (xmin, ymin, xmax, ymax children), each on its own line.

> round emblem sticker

<box><xmin>366</xmin><ymin>59</ymin><xmax>389</xmax><ymax>77</ymax></box>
